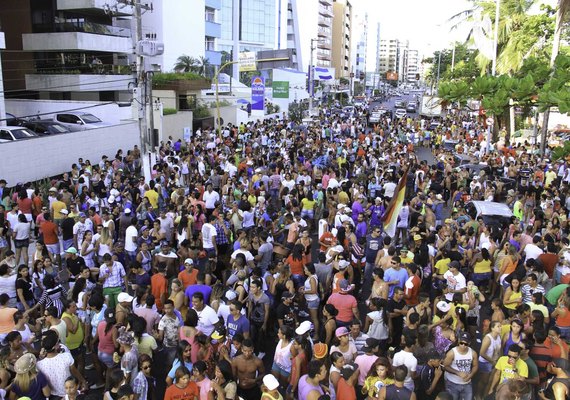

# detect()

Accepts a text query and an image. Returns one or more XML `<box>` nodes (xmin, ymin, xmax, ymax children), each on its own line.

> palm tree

<box><xmin>174</xmin><ymin>55</ymin><xmax>198</xmax><ymax>73</ymax></box>
<box><xmin>196</xmin><ymin>56</ymin><xmax>211</xmax><ymax>77</ymax></box>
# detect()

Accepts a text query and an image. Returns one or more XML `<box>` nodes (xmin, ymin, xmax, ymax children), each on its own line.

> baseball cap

<box><xmin>335</xmin><ymin>327</ymin><xmax>349</xmax><ymax>337</ymax></box>
<box><xmin>117</xmin><ymin>292</ymin><xmax>134</xmax><ymax>303</ymax></box>
<box><xmin>339</xmin><ymin>279</ymin><xmax>353</xmax><ymax>292</ymax></box>
<box><xmin>211</xmin><ymin>328</ymin><xmax>226</xmax><ymax>340</ymax></box>
<box><xmin>79</xmin><ymin>212</ymin><xmax>86</xmax><ymax>218</ymax></box>
<box><xmin>295</xmin><ymin>320</ymin><xmax>313</xmax><ymax>335</ymax></box>
<box><xmin>459</xmin><ymin>332</ymin><xmax>471</xmax><ymax>343</ymax></box>
<box><xmin>263</xmin><ymin>374</ymin><xmax>280</xmax><ymax>391</ymax></box>
<box><xmin>65</xmin><ymin>247</ymin><xmax>77</xmax><ymax>254</ymax></box>
<box><xmin>413</xmin><ymin>234</ymin><xmax>422</xmax><ymax>241</ymax></box>
<box><xmin>282</xmin><ymin>291</ymin><xmax>295</xmax><ymax>300</ymax></box>
<box><xmin>124</xmin><ymin>208</ymin><xmax>131</xmax><ymax>214</ymax></box>
<box><xmin>225</xmin><ymin>290</ymin><xmax>237</xmax><ymax>301</ymax></box>
<box><xmin>436</xmin><ymin>300</ymin><xmax>451</xmax><ymax>313</ymax></box>
<box><xmin>338</xmin><ymin>260</ymin><xmax>350</xmax><ymax>270</ymax></box>
<box><xmin>60</xmin><ymin>209</ymin><xmax>69</xmax><ymax>215</ymax></box>
<box><xmin>184</xmin><ymin>258</ymin><xmax>194</xmax><ymax>265</ymax></box>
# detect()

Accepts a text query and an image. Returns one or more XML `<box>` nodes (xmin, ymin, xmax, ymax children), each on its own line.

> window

<box><xmin>205</xmin><ymin>7</ymin><xmax>215</xmax><ymax>22</ymax></box>
<box><xmin>205</xmin><ymin>37</ymin><xmax>215</xmax><ymax>51</ymax></box>
<box><xmin>0</xmin><ymin>130</ymin><xmax>13</xmax><ymax>141</ymax></box>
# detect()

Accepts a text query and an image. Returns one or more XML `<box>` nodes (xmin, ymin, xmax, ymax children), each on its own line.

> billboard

<box><xmin>386</xmin><ymin>71</ymin><xmax>398</xmax><ymax>81</ymax></box>
<box><xmin>239</xmin><ymin>52</ymin><xmax>257</xmax><ymax>72</ymax></box>
<box><xmin>251</xmin><ymin>76</ymin><xmax>265</xmax><ymax>111</ymax></box>
<box><xmin>273</xmin><ymin>81</ymin><xmax>289</xmax><ymax>98</ymax></box>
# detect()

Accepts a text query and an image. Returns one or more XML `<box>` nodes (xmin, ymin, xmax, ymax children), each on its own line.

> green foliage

<box><xmin>552</xmin><ymin>140</ymin><xmax>570</xmax><ymax>161</ymax></box>
<box><xmin>163</xmin><ymin>108</ymin><xmax>177</xmax><ymax>115</ymax></box>
<box><xmin>193</xmin><ymin>102</ymin><xmax>211</xmax><ymax>119</ymax></box>
<box><xmin>153</xmin><ymin>72</ymin><xmax>207</xmax><ymax>86</ymax></box>
<box><xmin>210</xmin><ymin>100</ymin><xmax>231</xmax><ymax>108</ymax></box>
<box><xmin>266</xmin><ymin>102</ymin><xmax>280</xmax><ymax>114</ymax></box>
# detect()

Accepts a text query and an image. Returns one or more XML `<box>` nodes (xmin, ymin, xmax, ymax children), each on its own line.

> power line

<box><xmin>0</xmin><ymin>102</ymin><xmax>122</xmax><ymax>123</ymax></box>
<box><xmin>0</xmin><ymin>77</ymin><xmax>135</xmax><ymax>95</ymax></box>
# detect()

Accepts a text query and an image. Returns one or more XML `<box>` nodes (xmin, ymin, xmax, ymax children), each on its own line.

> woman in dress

<box><xmin>136</xmin><ymin>241</ymin><xmax>152</xmax><ymax>273</ymax></box>
<box><xmin>12</xmin><ymin>214</ymin><xmax>31</xmax><ymax>267</ymax></box>
<box><xmin>80</xmin><ymin>230</ymin><xmax>96</xmax><ymax>271</ymax></box>
<box><xmin>169</xmin><ymin>278</ymin><xmax>187</xmax><ymax>320</ymax></box>
<box><xmin>368</xmin><ymin>268</ymin><xmax>389</xmax><ymax>302</ymax></box>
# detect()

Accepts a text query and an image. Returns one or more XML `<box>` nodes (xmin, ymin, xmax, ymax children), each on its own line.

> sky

<box><xmin>351</xmin><ymin>0</ymin><xmax>474</xmax><ymax>60</ymax></box>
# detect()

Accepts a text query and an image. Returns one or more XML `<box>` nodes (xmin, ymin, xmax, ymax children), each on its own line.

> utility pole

<box><xmin>309</xmin><ymin>38</ymin><xmax>317</xmax><ymax>114</ymax></box>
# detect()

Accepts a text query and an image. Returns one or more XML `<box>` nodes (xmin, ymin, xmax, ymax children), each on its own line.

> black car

<box><xmin>22</xmin><ymin>120</ymin><xmax>71</xmax><ymax>136</ymax></box>
<box><xmin>4</xmin><ymin>113</ymin><xmax>27</xmax><ymax>126</ymax></box>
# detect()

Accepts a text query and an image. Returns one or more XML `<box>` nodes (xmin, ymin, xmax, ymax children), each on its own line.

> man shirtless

<box><xmin>232</xmin><ymin>339</ymin><xmax>265</xmax><ymax>399</ymax></box>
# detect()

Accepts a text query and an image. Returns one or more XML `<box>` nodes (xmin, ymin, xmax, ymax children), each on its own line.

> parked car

<box><xmin>394</xmin><ymin>108</ymin><xmax>407</xmax><ymax>119</ymax></box>
<box><xmin>22</xmin><ymin>120</ymin><xmax>71</xmax><ymax>136</ymax></box>
<box><xmin>465</xmin><ymin>200</ymin><xmax>513</xmax><ymax>229</ymax></box>
<box><xmin>0</xmin><ymin>126</ymin><xmax>38</xmax><ymax>143</ymax></box>
<box><xmin>4</xmin><ymin>113</ymin><xmax>27</xmax><ymax>126</ymax></box>
<box><xmin>368</xmin><ymin>111</ymin><xmax>383</xmax><ymax>125</ymax></box>
<box><xmin>406</xmin><ymin>103</ymin><xmax>417</xmax><ymax>113</ymax></box>
<box><xmin>52</xmin><ymin>112</ymin><xmax>110</xmax><ymax>131</ymax></box>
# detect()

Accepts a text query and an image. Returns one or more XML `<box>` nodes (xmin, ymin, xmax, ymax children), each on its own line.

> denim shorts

<box><xmin>271</xmin><ymin>362</ymin><xmax>291</xmax><ymax>377</ymax></box>
<box><xmin>478</xmin><ymin>361</ymin><xmax>493</xmax><ymax>373</ymax></box>
<box><xmin>98</xmin><ymin>351</ymin><xmax>114</xmax><ymax>368</ymax></box>
<box><xmin>306</xmin><ymin>298</ymin><xmax>320</xmax><ymax>310</ymax></box>
<box><xmin>557</xmin><ymin>325</ymin><xmax>570</xmax><ymax>340</ymax></box>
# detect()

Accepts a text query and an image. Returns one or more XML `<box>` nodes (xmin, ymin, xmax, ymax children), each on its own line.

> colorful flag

<box><xmin>382</xmin><ymin>165</ymin><xmax>410</xmax><ymax>238</ymax></box>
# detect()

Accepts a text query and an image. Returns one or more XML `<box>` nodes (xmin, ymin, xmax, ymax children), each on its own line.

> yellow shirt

<box><xmin>435</xmin><ymin>258</ymin><xmax>451</xmax><ymax>276</ymax></box>
<box><xmin>144</xmin><ymin>189</ymin><xmax>159</xmax><ymax>209</ymax></box>
<box><xmin>450</xmin><ymin>303</ymin><xmax>469</xmax><ymax>329</ymax></box>
<box><xmin>495</xmin><ymin>356</ymin><xmax>528</xmax><ymax>383</ymax></box>
<box><xmin>51</xmin><ymin>200</ymin><xmax>67</xmax><ymax>219</ymax></box>
<box><xmin>338</xmin><ymin>191</ymin><xmax>350</xmax><ymax>205</ymax></box>
<box><xmin>61</xmin><ymin>312</ymin><xmax>83</xmax><ymax>350</ymax></box>
<box><xmin>474</xmin><ymin>259</ymin><xmax>492</xmax><ymax>274</ymax></box>
<box><xmin>301</xmin><ymin>198</ymin><xmax>316</xmax><ymax>211</ymax></box>
<box><xmin>504</xmin><ymin>290</ymin><xmax>522</xmax><ymax>310</ymax></box>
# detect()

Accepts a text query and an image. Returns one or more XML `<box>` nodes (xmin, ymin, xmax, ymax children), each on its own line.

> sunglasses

<box><xmin>142</xmin><ymin>365</ymin><xmax>151</xmax><ymax>370</ymax></box>
<box><xmin>459</xmin><ymin>342</ymin><xmax>469</xmax><ymax>346</ymax></box>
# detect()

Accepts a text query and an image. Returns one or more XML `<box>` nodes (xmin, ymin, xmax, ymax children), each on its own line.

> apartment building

<box><xmin>332</xmin><ymin>0</ymin><xmax>352</xmax><ymax>78</ymax></box>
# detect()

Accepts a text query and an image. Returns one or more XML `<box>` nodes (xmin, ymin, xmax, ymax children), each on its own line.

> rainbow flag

<box><xmin>382</xmin><ymin>165</ymin><xmax>410</xmax><ymax>238</ymax></box>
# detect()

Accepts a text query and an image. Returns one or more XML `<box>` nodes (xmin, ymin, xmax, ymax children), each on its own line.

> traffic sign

<box><xmin>486</xmin><ymin>117</ymin><xmax>494</xmax><ymax>125</ymax></box>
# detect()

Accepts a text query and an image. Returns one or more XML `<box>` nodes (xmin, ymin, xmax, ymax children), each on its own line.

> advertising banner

<box><xmin>273</xmin><ymin>81</ymin><xmax>289</xmax><ymax>98</ymax></box>
<box><xmin>239</xmin><ymin>52</ymin><xmax>257</xmax><ymax>72</ymax></box>
<box><xmin>251</xmin><ymin>76</ymin><xmax>265</xmax><ymax>111</ymax></box>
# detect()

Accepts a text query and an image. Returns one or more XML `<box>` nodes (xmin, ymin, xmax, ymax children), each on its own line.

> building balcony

<box><xmin>205</xmin><ymin>0</ymin><xmax>222</xmax><ymax>9</ymax></box>
<box><xmin>205</xmin><ymin>50</ymin><xmax>222</xmax><ymax>66</ymax></box>
<box><xmin>25</xmin><ymin>70</ymin><xmax>134</xmax><ymax>92</ymax></box>
<box><xmin>318</xmin><ymin>16</ymin><xmax>331</xmax><ymax>27</ymax></box>
<box><xmin>56</xmin><ymin>0</ymin><xmax>133</xmax><ymax>16</ymax></box>
<box><xmin>205</xmin><ymin>21</ymin><xmax>221</xmax><ymax>38</ymax></box>
<box><xmin>22</xmin><ymin>32</ymin><xmax>132</xmax><ymax>53</ymax></box>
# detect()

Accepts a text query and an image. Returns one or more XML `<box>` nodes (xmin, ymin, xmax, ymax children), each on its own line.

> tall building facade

<box><xmin>406</xmin><ymin>49</ymin><xmax>420</xmax><ymax>82</ymax></box>
<box><xmin>0</xmin><ymin>0</ymin><xmax>137</xmax><ymax>101</ymax></box>
<box><xmin>219</xmin><ymin>0</ymin><xmax>277</xmax><ymax>54</ymax></box>
<box><xmin>378</xmin><ymin>39</ymin><xmax>398</xmax><ymax>76</ymax></box>
<box><xmin>331</xmin><ymin>0</ymin><xmax>352</xmax><ymax>78</ymax></box>
<box><xmin>143</xmin><ymin>0</ymin><xmax>222</xmax><ymax>72</ymax></box>
<box><xmin>352</xmin><ymin>11</ymin><xmax>367</xmax><ymax>80</ymax></box>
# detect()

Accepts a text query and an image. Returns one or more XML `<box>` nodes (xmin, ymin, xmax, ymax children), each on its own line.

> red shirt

<box><xmin>327</xmin><ymin>293</ymin><xmax>357</xmax><ymax>323</ymax></box>
<box><xmin>151</xmin><ymin>273</ymin><xmax>168</xmax><ymax>311</ymax></box>
<box><xmin>178</xmin><ymin>269</ymin><xmax>198</xmax><ymax>289</ymax></box>
<box><xmin>336</xmin><ymin>378</ymin><xmax>357</xmax><ymax>400</ymax></box>
<box><xmin>164</xmin><ymin>381</ymin><xmax>199</xmax><ymax>400</ymax></box>
<box><xmin>404</xmin><ymin>275</ymin><xmax>421</xmax><ymax>306</ymax></box>
<box><xmin>41</xmin><ymin>220</ymin><xmax>59</xmax><ymax>245</ymax></box>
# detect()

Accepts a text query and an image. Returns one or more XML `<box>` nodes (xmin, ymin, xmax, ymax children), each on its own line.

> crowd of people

<box><xmin>0</xmin><ymin>103</ymin><xmax>569</xmax><ymax>400</ymax></box>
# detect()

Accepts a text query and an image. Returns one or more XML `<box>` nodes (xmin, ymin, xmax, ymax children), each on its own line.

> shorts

<box><xmin>556</xmin><ymin>325</ymin><xmax>570</xmax><ymax>340</ymax></box>
<box><xmin>46</xmin><ymin>243</ymin><xmax>61</xmax><ymax>255</ymax></box>
<box><xmin>97</xmin><ymin>351</ymin><xmax>114</xmax><ymax>368</ymax></box>
<box><xmin>306</xmin><ymin>298</ymin><xmax>320</xmax><ymax>310</ymax></box>
<box><xmin>472</xmin><ymin>272</ymin><xmax>492</xmax><ymax>286</ymax></box>
<box><xmin>14</xmin><ymin>238</ymin><xmax>29</xmax><ymax>249</ymax></box>
<box><xmin>478</xmin><ymin>361</ymin><xmax>493</xmax><ymax>373</ymax></box>
<box><xmin>70</xmin><ymin>345</ymin><xmax>85</xmax><ymax>358</ymax></box>
<box><xmin>271</xmin><ymin>362</ymin><xmax>291</xmax><ymax>377</ymax></box>
<box><xmin>62</xmin><ymin>239</ymin><xmax>74</xmax><ymax>252</ymax></box>
<box><xmin>301</xmin><ymin>210</ymin><xmax>314</xmax><ymax>219</ymax></box>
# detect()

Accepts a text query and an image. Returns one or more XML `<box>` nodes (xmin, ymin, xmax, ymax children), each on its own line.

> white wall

<box><xmin>143</xmin><ymin>0</ymin><xmax>205</xmax><ymax>72</ymax></box>
<box><xmin>5</xmin><ymin>99</ymin><xmax>133</xmax><ymax>125</ymax></box>
<box><xmin>161</xmin><ymin>111</ymin><xmax>194</xmax><ymax>142</ymax></box>
<box><xmin>271</xmin><ymin>68</ymin><xmax>309</xmax><ymax>112</ymax></box>
<box><xmin>0</xmin><ymin>122</ymin><xmax>140</xmax><ymax>184</ymax></box>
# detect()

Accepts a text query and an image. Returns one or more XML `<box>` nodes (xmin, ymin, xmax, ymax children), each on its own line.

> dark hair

<box><xmin>192</xmin><ymin>292</ymin><xmax>204</xmax><ymax>302</ymax></box>
<box><xmin>175</xmin><ymin>340</ymin><xmax>192</xmax><ymax>365</ymax></box>
<box><xmin>307</xmin><ymin>359</ymin><xmax>324</xmax><ymax>378</ymax></box>
<box><xmin>5</xmin><ymin>330</ymin><xmax>22</xmax><ymax>344</ymax></box>
<box><xmin>71</xmin><ymin>278</ymin><xmax>87</xmax><ymax>303</ymax></box>
<box><xmin>242</xmin><ymin>338</ymin><xmax>254</xmax><ymax>349</ymax></box>
<box><xmin>394</xmin><ymin>365</ymin><xmax>408</xmax><ymax>382</ymax></box>
<box><xmin>185</xmin><ymin>308</ymin><xmax>199</xmax><ymax>327</ymax></box>
<box><xmin>324</xmin><ymin>304</ymin><xmax>338</xmax><ymax>317</ymax></box>
<box><xmin>216</xmin><ymin>359</ymin><xmax>234</xmax><ymax>382</ymax></box>
<box><xmin>109</xmin><ymin>368</ymin><xmax>125</xmax><ymax>389</ymax></box>
<box><xmin>508</xmin><ymin>344</ymin><xmax>522</xmax><ymax>354</ymax></box>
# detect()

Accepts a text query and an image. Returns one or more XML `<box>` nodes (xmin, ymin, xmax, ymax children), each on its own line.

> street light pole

<box><xmin>309</xmin><ymin>38</ymin><xmax>317</xmax><ymax>114</ymax></box>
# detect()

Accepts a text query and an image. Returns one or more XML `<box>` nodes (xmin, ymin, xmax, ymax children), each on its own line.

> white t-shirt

<box><xmin>524</xmin><ymin>243</ymin><xmax>544</xmax><ymax>262</ymax></box>
<box><xmin>0</xmin><ymin>275</ymin><xmax>17</xmax><ymax>298</ymax></box>
<box><xmin>125</xmin><ymin>225</ymin><xmax>139</xmax><ymax>252</ymax></box>
<box><xmin>194</xmin><ymin>305</ymin><xmax>219</xmax><ymax>336</ymax></box>
<box><xmin>37</xmin><ymin>352</ymin><xmax>75</xmax><ymax>397</ymax></box>
<box><xmin>203</xmin><ymin>190</ymin><xmax>220</xmax><ymax>209</ymax></box>
<box><xmin>443</xmin><ymin>270</ymin><xmax>467</xmax><ymax>301</ymax></box>
<box><xmin>201</xmin><ymin>223</ymin><xmax>217</xmax><ymax>249</ymax></box>
<box><xmin>392</xmin><ymin>350</ymin><xmax>417</xmax><ymax>391</ymax></box>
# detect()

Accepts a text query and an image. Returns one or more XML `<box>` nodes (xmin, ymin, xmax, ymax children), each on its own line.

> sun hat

<box><xmin>313</xmin><ymin>342</ymin><xmax>328</xmax><ymax>359</ymax></box>
<box><xmin>117</xmin><ymin>331</ymin><xmax>135</xmax><ymax>346</ymax></box>
<box><xmin>295</xmin><ymin>320</ymin><xmax>313</xmax><ymax>335</ymax></box>
<box><xmin>14</xmin><ymin>353</ymin><xmax>37</xmax><ymax>374</ymax></box>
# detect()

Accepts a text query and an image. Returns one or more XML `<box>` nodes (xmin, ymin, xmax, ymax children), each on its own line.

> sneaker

<box><xmin>85</xmin><ymin>363</ymin><xmax>94</xmax><ymax>370</ymax></box>
<box><xmin>89</xmin><ymin>383</ymin><xmax>105</xmax><ymax>390</ymax></box>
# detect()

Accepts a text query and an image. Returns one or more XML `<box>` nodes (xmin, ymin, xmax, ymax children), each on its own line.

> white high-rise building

<box><xmin>406</xmin><ymin>49</ymin><xmax>420</xmax><ymax>82</ymax></box>
<box><xmin>352</xmin><ymin>11</ymin><xmax>368</xmax><ymax>80</ymax></box>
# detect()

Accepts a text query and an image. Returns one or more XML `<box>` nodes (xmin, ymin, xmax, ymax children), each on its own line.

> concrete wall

<box><xmin>5</xmin><ymin>99</ymin><xmax>133</xmax><ymax>125</ymax></box>
<box><xmin>161</xmin><ymin>111</ymin><xmax>193</xmax><ymax>143</ymax></box>
<box><xmin>0</xmin><ymin>122</ymin><xmax>140</xmax><ymax>185</ymax></box>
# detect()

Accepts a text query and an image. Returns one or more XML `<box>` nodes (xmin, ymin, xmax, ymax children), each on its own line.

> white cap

<box><xmin>184</xmin><ymin>258</ymin><xmax>193</xmax><ymax>265</ymax></box>
<box><xmin>124</xmin><ymin>208</ymin><xmax>131</xmax><ymax>214</ymax></box>
<box><xmin>117</xmin><ymin>292</ymin><xmax>134</xmax><ymax>303</ymax></box>
<box><xmin>263</xmin><ymin>374</ymin><xmax>280</xmax><ymax>391</ymax></box>
<box><xmin>108</xmin><ymin>195</ymin><xmax>115</xmax><ymax>203</ymax></box>
<box><xmin>295</xmin><ymin>320</ymin><xmax>313</xmax><ymax>335</ymax></box>
<box><xmin>60</xmin><ymin>209</ymin><xmax>69</xmax><ymax>215</ymax></box>
<box><xmin>225</xmin><ymin>290</ymin><xmax>237</xmax><ymax>301</ymax></box>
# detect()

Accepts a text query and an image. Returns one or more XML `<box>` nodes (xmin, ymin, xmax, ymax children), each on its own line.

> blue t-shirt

<box><xmin>168</xmin><ymin>359</ymin><xmax>193</xmax><ymax>380</ymax></box>
<box><xmin>12</xmin><ymin>370</ymin><xmax>49</xmax><ymax>400</ymax></box>
<box><xmin>226</xmin><ymin>314</ymin><xmax>250</xmax><ymax>340</ymax></box>
<box><xmin>384</xmin><ymin>267</ymin><xmax>409</xmax><ymax>297</ymax></box>
<box><xmin>184</xmin><ymin>284</ymin><xmax>213</xmax><ymax>305</ymax></box>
